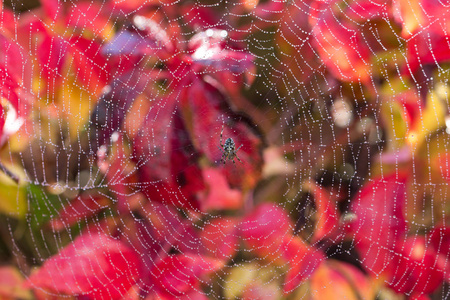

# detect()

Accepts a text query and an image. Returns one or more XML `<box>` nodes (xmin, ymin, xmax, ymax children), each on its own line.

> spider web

<box><xmin>1</xmin><ymin>0</ymin><xmax>450</xmax><ymax>299</ymax></box>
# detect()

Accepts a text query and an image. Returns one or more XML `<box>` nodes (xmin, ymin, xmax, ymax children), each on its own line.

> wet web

<box><xmin>2</xmin><ymin>0</ymin><xmax>450</xmax><ymax>299</ymax></box>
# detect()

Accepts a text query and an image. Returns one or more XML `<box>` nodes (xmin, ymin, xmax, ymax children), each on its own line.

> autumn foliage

<box><xmin>1</xmin><ymin>0</ymin><xmax>450</xmax><ymax>299</ymax></box>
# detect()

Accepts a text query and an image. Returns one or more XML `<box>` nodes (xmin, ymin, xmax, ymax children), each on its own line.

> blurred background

<box><xmin>1</xmin><ymin>0</ymin><xmax>450</xmax><ymax>299</ymax></box>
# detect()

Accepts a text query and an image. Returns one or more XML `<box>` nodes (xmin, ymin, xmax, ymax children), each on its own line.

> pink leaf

<box><xmin>201</xmin><ymin>168</ymin><xmax>242</xmax><ymax>211</ymax></box>
<box><xmin>27</xmin><ymin>233</ymin><xmax>140</xmax><ymax>299</ymax></box>
<box><xmin>151</xmin><ymin>254</ymin><xmax>224</xmax><ymax>297</ymax></box>
<box><xmin>240</xmin><ymin>203</ymin><xmax>293</xmax><ymax>259</ymax></box>
<box><xmin>200</xmin><ymin>217</ymin><xmax>239</xmax><ymax>260</ymax></box>
<box><xmin>40</xmin><ymin>0</ymin><xmax>62</xmax><ymax>22</ymax></box>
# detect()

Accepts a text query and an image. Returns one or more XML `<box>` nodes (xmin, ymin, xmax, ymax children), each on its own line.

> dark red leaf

<box><xmin>27</xmin><ymin>233</ymin><xmax>140</xmax><ymax>299</ymax></box>
<box><xmin>110</xmin><ymin>0</ymin><xmax>156</xmax><ymax>13</ymax></box>
<box><xmin>90</xmin><ymin>71</ymin><xmax>149</xmax><ymax>152</ymax></box>
<box><xmin>133</xmin><ymin>96</ymin><xmax>204</xmax><ymax>209</ymax></box>
<box><xmin>429</xmin><ymin>224</ymin><xmax>450</xmax><ymax>281</ymax></box>
<box><xmin>184</xmin><ymin>78</ymin><xmax>263</xmax><ymax>189</ymax></box>
<box><xmin>181</xmin><ymin>5</ymin><xmax>222</xmax><ymax>28</ymax></box>
<box><xmin>103</xmin><ymin>16</ymin><xmax>172</xmax><ymax>59</ymax></box>
<box><xmin>49</xmin><ymin>195</ymin><xmax>109</xmax><ymax>230</ymax></box>
<box><xmin>170</xmin><ymin>111</ymin><xmax>205</xmax><ymax>208</ymax></box>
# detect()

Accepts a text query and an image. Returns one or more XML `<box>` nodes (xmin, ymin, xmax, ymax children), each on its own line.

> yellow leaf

<box><xmin>59</xmin><ymin>78</ymin><xmax>94</xmax><ymax>140</ymax></box>
<box><xmin>407</xmin><ymin>90</ymin><xmax>446</xmax><ymax>149</ymax></box>
<box><xmin>224</xmin><ymin>263</ymin><xmax>259</xmax><ymax>299</ymax></box>
<box><xmin>0</xmin><ymin>164</ymin><xmax>27</xmax><ymax>218</ymax></box>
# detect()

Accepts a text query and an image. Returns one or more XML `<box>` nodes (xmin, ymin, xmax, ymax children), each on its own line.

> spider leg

<box><xmin>236</xmin><ymin>144</ymin><xmax>243</xmax><ymax>151</ymax></box>
<box><xmin>220</xmin><ymin>125</ymin><xmax>225</xmax><ymax>148</ymax></box>
<box><xmin>235</xmin><ymin>154</ymin><xmax>242</xmax><ymax>163</ymax></box>
<box><xmin>218</xmin><ymin>146</ymin><xmax>224</xmax><ymax>154</ymax></box>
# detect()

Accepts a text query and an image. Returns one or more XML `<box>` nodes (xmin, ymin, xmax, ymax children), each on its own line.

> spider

<box><xmin>218</xmin><ymin>125</ymin><xmax>243</xmax><ymax>165</ymax></box>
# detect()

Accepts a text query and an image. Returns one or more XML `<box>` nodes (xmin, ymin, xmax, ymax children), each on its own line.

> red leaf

<box><xmin>141</xmin><ymin>201</ymin><xmax>200</xmax><ymax>256</ymax></box>
<box><xmin>40</xmin><ymin>0</ymin><xmax>62</xmax><ymax>22</ymax></box>
<box><xmin>66</xmin><ymin>2</ymin><xmax>111</xmax><ymax>38</ymax></box>
<box><xmin>27</xmin><ymin>233</ymin><xmax>140</xmax><ymax>299</ymax></box>
<box><xmin>0</xmin><ymin>8</ymin><xmax>17</xmax><ymax>36</ymax></box>
<box><xmin>0</xmin><ymin>34</ymin><xmax>31</xmax><ymax>111</ymax></box>
<box><xmin>435</xmin><ymin>153</ymin><xmax>450</xmax><ymax>183</ymax></box>
<box><xmin>110</xmin><ymin>0</ymin><xmax>156</xmax><ymax>13</ymax></box>
<box><xmin>151</xmin><ymin>254</ymin><xmax>224</xmax><ymax>297</ymax></box>
<box><xmin>282</xmin><ymin>236</ymin><xmax>324</xmax><ymax>293</ymax></box>
<box><xmin>68</xmin><ymin>35</ymin><xmax>110</xmax><ymax>93</ymax></box>
<box><xmin>349</xmin><ymin>173</ymin><xmax>409</xmax><ymax>276</ymax></box>
<box><xmin>394</xmin><ymin>90</ymin><xmax>422</xmax><ymax>130</ymax></box>
<box><xmin>389</xmin><ymin>236</ymin><xmax>444</xmax><ymax>296</ymax></box>
<box><xmin>38</xmin><ymin>34</ymin><xmax>68</xmax><ymax>96</ymax></box>
<box><xmin>200</xmin><ymin>217</ymin><xmax>239</xmax><ymax>260</ymax></box>
<box><xmin>393</xmin><ymin>0</ymin><xmax>450</xmax><ymax>37</ymax></box>
<box><xmin>240</xmin><ymin>206</ymin><xmax>324</xmax><ymax>294</ymax></box>
<box><xmin>184</xmin><ymin>79</ymin><xmax>263</xmax><ymax>189</ymax></box>
<box><xmin>49</xmin><ymin>195</ymin><xmax>109</xmax><ymax>230</ymax></box>
<box><xmin>406</xmin><ymin>23</ymin><xmax>450</xmax><ymax>74</ymax></box>
<box><xmin>304</xmin><ymin>181</ymin><xmax>340</xmax><ymax>242</ymax></box>
<box><xmin>310</xmin><ymin>0</ymin><xmax>381</xmax><ymax>82</ymax></box>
